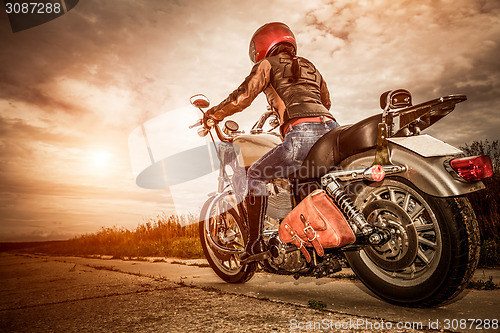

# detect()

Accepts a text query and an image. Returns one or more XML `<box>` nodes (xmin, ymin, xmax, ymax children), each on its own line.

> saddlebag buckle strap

<box><xmin>300</xmin><ymin>215</ymin><xmax>325</xmax><ymax>257</ymax></box>
<box><xmin>303</xmin><ymin>225</ymin><xmax>317</xmax><ymax>241</ymax></box>
<box><xmin>284</xmin><ymin>223</ymin><xmax>312</xmax><ymax>263</ymax></box>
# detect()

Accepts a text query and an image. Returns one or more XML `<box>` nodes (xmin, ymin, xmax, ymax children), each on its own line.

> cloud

<box><xmin>0</xmin><ymin>171</ymin><xmax>176</xmax><ymax>241</ymax></box>
<box><xmin>294</xmin><ymin>0</ymin><xmax>500</xmax><ymax>145</ymax></box>
<box><xmin>0</xmin><ymin>0</ymin><xmax>499</xmax><ymax>240</ymax></box>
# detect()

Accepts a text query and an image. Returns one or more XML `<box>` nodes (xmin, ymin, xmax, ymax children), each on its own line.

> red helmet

<box><xmin>249</xmin><ymin>22</ymin><xmax>297</xmax><ymax>64</ymax></box>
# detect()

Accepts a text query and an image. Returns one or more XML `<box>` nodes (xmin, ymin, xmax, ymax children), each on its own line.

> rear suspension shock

<box><xmin>321</xmin><ymin>175</ymin><xmax>388</xmax><ymax>245</ymax></box>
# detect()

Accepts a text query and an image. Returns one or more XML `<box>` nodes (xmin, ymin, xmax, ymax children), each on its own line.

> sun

<box><xmin>89</xmin><ymin>151</ymin><xmax>113</xmax><ymax>168</ymax></box>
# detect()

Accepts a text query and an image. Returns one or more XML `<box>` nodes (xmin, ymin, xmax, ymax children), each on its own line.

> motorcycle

<box><xmin>189</xmin><ymin>89</ymin><xmax>492</xmax><ymax>307</ymax></box>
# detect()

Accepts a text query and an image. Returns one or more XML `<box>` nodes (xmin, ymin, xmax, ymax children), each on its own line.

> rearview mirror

<box><xmin>190</xmin><ymin>94</ymin><xmax>210</xmax><ymax>108</ymax></box>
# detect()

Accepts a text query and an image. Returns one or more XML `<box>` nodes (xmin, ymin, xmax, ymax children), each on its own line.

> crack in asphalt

<box><xmin>0</xmin><ymin>285</ymin><xmax>181</xmax><ymax>312</ymax></box>
<box><xmin>43</xmin><ymin>257</ymin><xmax>424</xmax><ymax>327</ymax></box>
<box><xmin>11</xmin><ymin>255</ymin><xmax>494</xmax><ymax>333</ymax></box>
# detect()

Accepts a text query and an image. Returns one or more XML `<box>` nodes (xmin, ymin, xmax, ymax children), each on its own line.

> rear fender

<box><xmin>338</xmin><ymin>141</ymin><xmax>485</xmax><ymax>197</ymax></box>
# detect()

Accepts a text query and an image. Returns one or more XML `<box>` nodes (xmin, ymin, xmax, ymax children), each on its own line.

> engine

<box><xmin>263</xmin><ymin>179</ymin><xmax>308</xmax><ymax>273</ymax></box>
<box><xmin>265</xmin><ymin>178</ymin><xmax>293</xmax><ymax>220</ymax></box>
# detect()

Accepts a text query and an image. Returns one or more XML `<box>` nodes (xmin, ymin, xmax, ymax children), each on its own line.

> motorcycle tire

<box><xmin>199</xmin><ymin>194</ymin><xmax>257</xmax><ymax>283</ymax></box>
<box><xmin>346</xmin><ymin>177</ymin><xmax>480</xmax><ymax>307</ymax></box>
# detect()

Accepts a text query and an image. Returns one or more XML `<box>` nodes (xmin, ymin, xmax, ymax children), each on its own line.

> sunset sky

<box><xmin>1</xmin><ymin>0</ymin><xmax>499</xmax><ymax>241</ymax></box>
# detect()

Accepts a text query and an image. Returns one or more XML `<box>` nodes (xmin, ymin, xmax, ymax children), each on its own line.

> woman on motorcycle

<box><xmin>204</xmin><ymin>22</ymin><xmax>338</xmax><ymax>263</ymax></box>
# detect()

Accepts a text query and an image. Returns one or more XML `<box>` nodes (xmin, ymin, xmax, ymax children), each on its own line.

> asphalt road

<box><xmin>1</xmin><ymin>253</ymin><xmax>498</xmax><ymax>332</ymax></box>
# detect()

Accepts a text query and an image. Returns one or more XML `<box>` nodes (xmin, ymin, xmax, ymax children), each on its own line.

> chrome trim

<box><xmin>338</xmin><ymin>141</ymin><xmax>485</xmax><ymax>197</ymax></box>
<box><xmin>203</xmin><ymin>192</ymin><xmax>245</xmax><ymax>255</ymax></box>
<box><xmin>322</xmin><ymin>164</ymin><xmax>406</xmax><ymax>182</ymax></box>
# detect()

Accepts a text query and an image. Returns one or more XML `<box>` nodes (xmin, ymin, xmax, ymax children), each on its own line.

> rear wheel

<box><xmin>199</xmin><ymin>193</ymin><xmax>257</xmax><ymax>283</ymax></box>
<box><xmin>346</xmin><ymin>178</ymin><xmax>480</xmax><ymax>307</ymax></box>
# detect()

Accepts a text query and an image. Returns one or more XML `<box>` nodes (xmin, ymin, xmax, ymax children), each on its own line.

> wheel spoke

<box><xmin>417</xmin><ymin>249</ymin><xmax>431</xmax><ymax>265</ymax></box>
<box><xmin>415</xmin><ymin>223</ymin><xmax>435</xmax><ymax>232</ymax></box>
<box><xmin>389</xmin><ymin>188</ymin><xmax>397</xmax><ymax>203</ymax></box>
<box><xmin>410</xmin><ymin>206</ymin><xmax>425</xmax><ymax>221</ymax></box>
<box><xmin>204</xmin><ymin>194</ymin><xmax>248</xmax><ymax>275</ymax></box>
<box><xmin>355</xmin><ymin>181</ymin><xmax>447</xmax><ymax>291</ymax></box>
<box><xmin>232</xmin><ymin>254</ymin><xmax>240</xmax><ymax>265</ymax></box>
<box><xmin>402</xmin><ymin>193</ymin><xmax>411</xmax><ymax>211</ymax></box>
<box><xmin>418</xmin><ymin>236</ymin><xmax>437</xmax><ymax>248</ymax></box>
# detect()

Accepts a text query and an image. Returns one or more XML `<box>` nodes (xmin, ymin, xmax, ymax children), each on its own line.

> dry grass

<box><xmin>31</xmin><ymin>213</ymin><xmax>204</xmax><ymax>259</ymax></box>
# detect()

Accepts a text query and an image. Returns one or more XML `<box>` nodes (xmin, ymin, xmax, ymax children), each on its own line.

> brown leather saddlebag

<box><xmin>279</xmin><ymin>189</ymin><xmax>355</xmax><ymax>262</ymax></box>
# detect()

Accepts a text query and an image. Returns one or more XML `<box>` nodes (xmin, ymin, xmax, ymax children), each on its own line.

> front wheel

<box><xmin>346</xmin><ymin>178</ymin><xmax>480</xmax><ymax>307</ymax></box>
<box><xmin>199</xmin><ymin>193</ymin><xmax>257</xmax><ymax>283</ymax></box>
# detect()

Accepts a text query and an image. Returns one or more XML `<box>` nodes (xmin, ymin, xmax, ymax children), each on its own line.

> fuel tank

<box><xmin>233</xmin><ymin>133</ymin><xmax>282</xmax><ymax>167</ymax></box>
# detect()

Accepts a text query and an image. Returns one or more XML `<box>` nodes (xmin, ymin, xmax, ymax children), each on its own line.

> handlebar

<box><xmin>189</xmin><ymin>118</ymin><xmax>215</xmax><ymax>129</ymax></box>
<box><xmin>250</xmin><ymin>110</ymin><xmax>276</xmax><ymax>134</ymax></box>
<box><xmin>189</xmin><ymin>117</ymin><xmax>233</xmax><ymax>142</ymax></box>
<box><xmin>189</xmin><ymin>119</ymin><xmax>203</xmax><ymax>129</ymax></box>
<box><xmin>189</xmin><ymin>94</ymin><xmax>279</xmax><ymax>143</ymax></box>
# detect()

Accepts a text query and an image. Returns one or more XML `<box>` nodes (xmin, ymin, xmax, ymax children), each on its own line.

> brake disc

<box><xmin>362</xmin><ymin>200</ymin><xmax>418</xmax><ymax>271</ymax></box>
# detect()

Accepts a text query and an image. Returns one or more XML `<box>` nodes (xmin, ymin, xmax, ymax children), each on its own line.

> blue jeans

<box><xmin>247</xmin><ymin>119</ymin><xmax>339</xmax><ymax>196</ymax></box>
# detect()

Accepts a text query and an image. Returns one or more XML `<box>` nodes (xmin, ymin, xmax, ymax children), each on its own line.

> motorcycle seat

<box><xmin>292</xmin><ymin>114</ymin><xmax>382</xmax><ymax>179</ymax></box>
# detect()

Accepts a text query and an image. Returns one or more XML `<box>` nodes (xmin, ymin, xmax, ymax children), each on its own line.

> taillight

<box><xmin>449</xmin><ymin>155</ymin><xmax>493</xmax><ymax>181</ymax></box>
